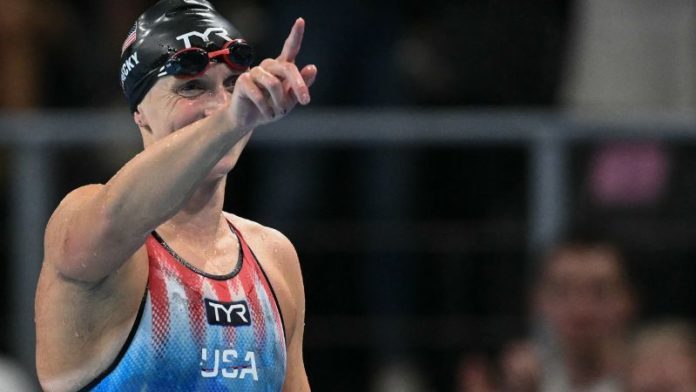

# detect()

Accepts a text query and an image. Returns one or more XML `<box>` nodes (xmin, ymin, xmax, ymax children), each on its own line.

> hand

<box><xmin>230</xmin><ymin>18</ymin><xmax>318</xmax><ymax>130</ymax></box>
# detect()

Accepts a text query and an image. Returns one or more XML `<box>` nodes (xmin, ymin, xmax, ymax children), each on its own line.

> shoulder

<box><xmin>49</xmin><ymin>184</ymin><xmax>104</xmax><ymax>218</ymax></box>
<box><xmin>57</xmin><ymin>183</ymin><xmax>105</xmax><ymax>207</ymax></box>
<box><xmin>223</xmin><ymin>212</ymin><xmax>299</xmax><ymax>265</ymax></box>
<box><xmin>46</xmin><ymin>184</ymin><xmax>104</xmax><ymax>227</ymax></box>
<box><xmin>223</xmin><ymin>212</ymin><xmax>305</xmax><ymax>307</ymax></box>
<box><xmin>44</xmin><ymin>184</ymin><xmax>104</xmax><ymax>253</ymax></box>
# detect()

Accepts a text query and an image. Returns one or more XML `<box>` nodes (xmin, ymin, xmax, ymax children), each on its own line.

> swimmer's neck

<box><xmin>160</xmin><ymin>176</ymin><xmax>228</xmax><ymax>243</ymax></box>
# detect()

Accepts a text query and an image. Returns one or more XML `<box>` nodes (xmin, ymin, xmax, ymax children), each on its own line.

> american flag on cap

<box><xmin>121</xmin><ymin>23</ymin><xmax>137</xmax><ymax>55</ymax></box>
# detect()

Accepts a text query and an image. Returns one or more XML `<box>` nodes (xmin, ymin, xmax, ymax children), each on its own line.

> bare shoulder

<box><xmin>50</xmin><ymin>183</ymin><xmax>104</xmax><ymax>218</ymax></box>
<box><xmin>44</xmin><ymin>180</ymin><xmax>152</xmax><ymax>284</ymax></box>
<box><xmin>223</xmin><ymin>212</ymin><xmax>301</xmax><ymax>273</ymax></box>
<box><xmin>223</xmin><ymin>212</ymin><xmax>305</xmax><ymax>329</ymax></box>
<box><xmin>45</xmin><ymin>184</ymin><xmax>103</xmax><ymax>239</ymax></box>
<box><xmin>43</xmin><ymin>184</ymin><xmax>103</xmax><ymax>276</ymax></box>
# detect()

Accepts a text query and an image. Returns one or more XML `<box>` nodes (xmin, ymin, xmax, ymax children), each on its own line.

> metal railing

<box><xmin>3</xmin><ymin>107</ymin><xmax>696</xmax><ymax>375</ymax></box>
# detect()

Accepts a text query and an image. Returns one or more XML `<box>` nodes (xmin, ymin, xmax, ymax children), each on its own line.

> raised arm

<box><xmin>45</xmin><ymin>110</ymin><xmax>242</xmax><ymax>283</ymax></box>
<box><xmin>45</xmin><ymin>18</ymin><xmax>317</xmax><ymax>284</ymax></box>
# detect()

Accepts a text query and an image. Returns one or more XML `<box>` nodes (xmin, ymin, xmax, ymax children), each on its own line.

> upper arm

<box><xmin>44</xmin><ymin>184</ymin><xmax>147</xmax><ymax>284</ymax></box>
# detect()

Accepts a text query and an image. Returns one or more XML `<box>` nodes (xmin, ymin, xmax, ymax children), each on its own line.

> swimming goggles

<box><xmin>163</xmin><ymin>39</ymin><xmax>254</xmax><ymax>78</ymax></box>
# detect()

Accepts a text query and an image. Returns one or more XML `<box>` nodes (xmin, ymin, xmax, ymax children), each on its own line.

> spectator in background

<box><xmin>625</xmin><ymin>320</ymin><xmax>696</xmax><ymax>392</ymax></box>
<box><xmin>455</xmin><ymin>354</ymin><xmax>499</xmax><ymax>392</ymax></box>
<box><xmin>498</xmin><ymin>239</ymin><xmax>637</xmax><ymax>392</ymax></box>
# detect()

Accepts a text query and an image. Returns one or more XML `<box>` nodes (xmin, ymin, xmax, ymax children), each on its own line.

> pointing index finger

<box><xmin>277</xmin><ymin>18</ymin><xmax>305</xmax><ymax>63</ymax></box>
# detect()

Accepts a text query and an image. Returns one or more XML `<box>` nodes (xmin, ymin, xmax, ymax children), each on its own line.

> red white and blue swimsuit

<box><xmin>81</xmin><ymin>221</ymin><xmax>287</xmax><ymax>391</ymax></box>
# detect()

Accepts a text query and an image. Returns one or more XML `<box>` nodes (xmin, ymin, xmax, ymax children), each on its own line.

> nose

<box><xmin>203</xmin><ymin>86</ymin><xmax>231</xmax><ymax>117</ymax></box>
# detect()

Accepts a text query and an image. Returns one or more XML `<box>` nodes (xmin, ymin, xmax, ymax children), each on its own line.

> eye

<box><xmin>175</xmin><ymin>80</ymin><xmax>206</xmax><ymax>98</ymax></box>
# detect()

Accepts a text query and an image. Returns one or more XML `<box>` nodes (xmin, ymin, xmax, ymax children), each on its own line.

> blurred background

<box><xmin>2</xmin><ymin>0</ymin><xmax>696</xmax><ymax>390</ymax></box>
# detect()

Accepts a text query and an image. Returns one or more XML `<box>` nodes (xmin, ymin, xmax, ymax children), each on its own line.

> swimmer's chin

<box><xmin>209</xmin><ymin>153</ymin><xmax>242</xmax><ymax>178</ymax></box>
<box><xmin>207</xmin><ymin>130</ymin><xmax>252</xmax><ymax>179</ymax></box>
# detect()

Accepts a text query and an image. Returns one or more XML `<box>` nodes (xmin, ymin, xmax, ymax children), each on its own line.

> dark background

<box><xmin>1</xmin><ymin>0</ymin><xmax>695</xmax><ymax>390</ymax></box>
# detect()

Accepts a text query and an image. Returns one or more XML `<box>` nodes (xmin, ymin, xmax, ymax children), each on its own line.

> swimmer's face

<box><xmin>536</xmin><ymin>246</ymin><xmax>635</xmax><ymax>350</ymax></box>
<box><xmin>137</xmin><ymin>63</ymin><xmax>242</xmax><ymax>137</ymax></box>
<box><xmin>134</xmin><ymin>63</ymin><xmax>250</xmax><ymax>177</ymax></box>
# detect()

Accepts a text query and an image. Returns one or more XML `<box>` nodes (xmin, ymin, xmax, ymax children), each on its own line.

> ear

<box><xmin>134</xmin><ymin>106</ymin><xmax>155</xmax><ymax>148</ymax></box>
<box><xmin>133</xmin><ymin>107</ymin><xmax>150</xmax><ymax>131</ymax></box>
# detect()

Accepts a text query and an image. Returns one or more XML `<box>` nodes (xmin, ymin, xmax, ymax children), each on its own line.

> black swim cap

<box><xmin>120</xmin><ymin>0</ymin><xmax>246</xmax><ymax>112</ymax></box>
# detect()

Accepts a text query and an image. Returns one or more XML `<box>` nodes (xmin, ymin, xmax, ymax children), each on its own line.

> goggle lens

<box><xmin>163</xmin><ymin>39</ymin><xmax>254</xmax><ymax>78</ymax></box>
<box><xmin>164</xmin><ymin>48</ymin><xmax>210</xmax><ymax>76</ymax></box>
<box><xmin>227</xmin><ymin>42</ymin><xmax>254</xmax><ymax>68</ymax></box>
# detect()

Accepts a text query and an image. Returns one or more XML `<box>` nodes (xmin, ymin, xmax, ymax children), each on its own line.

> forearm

<box><xmin>46</xmin><ymin>111</ymin><xmax>249</xmax><ymax>282</ymax></box>
<box><xmin>101</xmin><ymin>109</ymin><xmax>247</xmax><ymax>235</ymax></box>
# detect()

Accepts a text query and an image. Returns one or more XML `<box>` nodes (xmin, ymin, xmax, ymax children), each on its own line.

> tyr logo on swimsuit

<box><xmin>204</xmin><ymin>299</ymin><xmax>251</xmax><ymax>326</ymax></box>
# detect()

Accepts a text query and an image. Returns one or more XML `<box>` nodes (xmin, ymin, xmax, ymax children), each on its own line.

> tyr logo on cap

<box><xmin>176</xmin><ymin>27</ymin><xmax>233</xmax><ymax>48</ymax></box>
